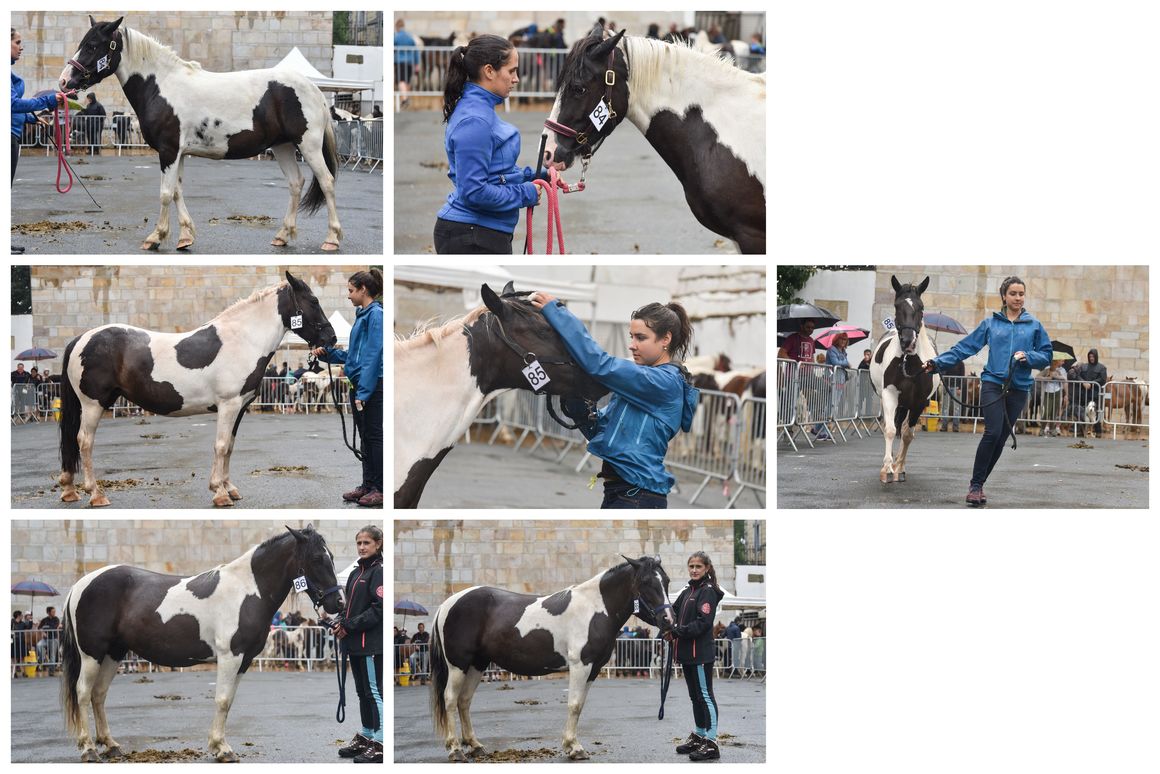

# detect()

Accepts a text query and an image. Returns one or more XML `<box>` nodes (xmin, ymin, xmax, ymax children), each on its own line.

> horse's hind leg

<box><xmin>173</xmin><ymin>155</ymin><xmax>195</xmax><ymax>250</ymax></box>
<box><xmin>456</xmin><ymin>667</ymin><xmax>486</xmax><ymax>757</ymax></box>
<box><xmin>209</xmin><ymin>403</ymin><xmax>244</xmax><ymax>507</ymax></box>
<box><xmin>562</xmin><ymin>664</ymin><xmax>596</xmax><ymax>760</ymax></box>
<box><xmin>91</xmin><ymin>656</ymin><xmax>123</xmax><ymax>758</ymax></box>
<box><xmin>77</xmin><ymin>401</ymin><xmax>110</xmax><ymax>507</ymax></box>
<box><xmin>300</xmin><ymin>133</ymin><xmax>342</xmax><ymax>251</ymax></box>
<box><xmin>442</xmin><ymin>667</ymin><xmax>469</xmax><ymax>761</ymax></box>
<box><xmin>270</xmin><ymin>143</ymin><xmax>304</xmax><ymax>247</ymax></box>
<box><xmin>73</xmin><ymin>654</ymin><xmax>103</xmax><ymax>762</ymax></box>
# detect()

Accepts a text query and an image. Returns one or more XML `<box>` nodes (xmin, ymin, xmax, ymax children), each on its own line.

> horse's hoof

<box><xmin>102</xmin><ymin>746</ymin><xmax>123</xmax><ymax>759</ymax></box>
<box><xmin>271</xmin><ymin>237</ymin><xmax>288</xmax><ymax>247</ymax></box>
<box><xmin>448</xmin><ymin>749</ymin><xmax>466</xmax><ymax>763</ymax></box>
<box><xmin>90</xmin><ymin>494</ymin><xmax>111</xmax><ymax>508</ymax></box>
<box><xmin>141</xmin><ymin>240</ymin><xmax>160</xmax><ymax>251</ymax></box>
<box><xmin>568</xmin><ymin>748</ymin><xmax>591</xmax><ymax>760</ymax></box>
<box><xmin>216</xmin><ymin>750</ymin><xmax>239</xmax><ymax>763</ymax></box>
<box><xmin>212</xmin><ymin>495</ymin><xmax>235</xmax><ymax>508</ymax></box>
<box><xmin>61</xmin><ymin>490</ymin><xmax>81</xmax><ymax>503</ymax></box>
<box><xmin>80</xmin><ymin>749</ymin><xmax>100</xmax><ymax>763</ymax></box>
<box><xmin>898</xmin><ymin>472</ymin><xmax>907</xmax><ymax>482</ymax></box>
<box><xmin>176</xmin><ymin>239</ymin><xmax>193</xmax><ymax>250</ymax></box>
<box><xmin>227</xmin><ymin>488</ymin><xmax>242</xmax><ymax>501</ymax></box>
<box><xmin>320</xmin><ymin>241</ymin><xmax>340</xmax><ymax>252</ymax></box>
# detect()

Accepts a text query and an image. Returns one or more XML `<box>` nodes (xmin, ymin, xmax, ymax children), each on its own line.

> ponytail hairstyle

<box><xmin>631</xmin><ymin>301</ymin><xmax>694</xmax><ymax>362</ymax></box>
<box><xmin>349</xmin><ymin>267</ymin><xmax>383</xmax><ymax>301</ymax></box>
<box><xmin>999</xmin><ymin>275</ymin><xmax>1025</xmax><ymax>313</ymax></box>
<box><xmin>442</xmin><ymin>34</ymin><xmax>515</xmax><ymax>123</ymax></box>
<box><xmin>688</xmin><ymin>551</ymin><xmax>721</xmax><ymax>594</ymax></box>
<box><xmin>356</xmin><ymin>524</ymin><xmax>384</xmax><ymax>555</ymax></box>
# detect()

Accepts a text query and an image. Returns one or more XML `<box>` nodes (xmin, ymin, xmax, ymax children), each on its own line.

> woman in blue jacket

<box><xmin>312</xmin><ymin>269</ymin><xmax>384</xmax><ymax>507</ymax></box>
<box><xmin>12</xmin><ymin>27</ymin><xmax>65</xmax><ymax>255</ymax></box>
<box><xmin>435</xmin><ymin>34</ymin><xmax>542</xmax><ymax>254</ymax></box>
<box><xmin>924</xmin><ymin>276</ymin><xmax>1053</xmax><ymax>506</ymax></box>
<box><xmin>530</xmin><ymin>293</ymin><xmax>700</xmax><ymax>508</ymax></box>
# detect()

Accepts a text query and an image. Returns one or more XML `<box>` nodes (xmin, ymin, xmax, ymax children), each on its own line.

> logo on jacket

<box><xmin>376</xmin><ymin>585</ymin><xmax>383</xmax><ymax>598</ymax></box>
<box><xmin>701</xmin><ymin>602</ymin><xmax>710</xmax><ymax>614</ymax></box>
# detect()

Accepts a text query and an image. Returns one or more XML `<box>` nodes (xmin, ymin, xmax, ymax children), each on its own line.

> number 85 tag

<box><xmin>521</xmin><ymin>359</ymin><xmax>551</xmax><ymax>391</ymax></box>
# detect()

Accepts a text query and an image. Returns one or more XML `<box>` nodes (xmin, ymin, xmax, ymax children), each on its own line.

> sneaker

<box><xmin>357</xmin><ymin>489</ymin><xmax>384</xmax><ymax>508</ymax></box>
<box><xmin>816</xmin><ymin>430</ymin><xmax>833</xmax><ymax>441</ymax></box>
<box><xmin>979</xmin><ymin>487</ymin><xmax>987</xmax><ymax>505</ymax></box>
<box><xmin>342</xmin><ymin>485</ymin><xmax>371</xmax><ymax>503</ymax></box>
<box><xmin>688</xmin><ymin>738</ymin><xmax>721</xmax><ymax>761</ymax></box>
<box><xmin>966</xmin><ymin>484</ymin><xmax>984</xmax><ymax>507</ymax></box>
<box><xmin>11</xmin><ymin>245</ymin><xmax>26</xmax><ymax>255</ymax></box>
<box><xmin>676</xmin><ymin>733</ymin><xmax>705</xmax><ymax>754</ymax></box>
<box><xmin>353</xmin><ymin>741</ymin><xmax>383</xmax><ymax>763</ymax></box>
<box><xmin>338</xmin><ymin>735</ymin><xmax>372</xmax><ymax>759</ymax></box>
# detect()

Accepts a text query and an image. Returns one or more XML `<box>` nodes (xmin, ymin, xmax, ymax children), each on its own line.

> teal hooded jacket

<box><xmin>542</xmin><ymin>301</ymin><xmax>699</xmax><ymax>494</ymax></box>
<box><xmin>931</xmin><ymin>308</ymin><xmax>1052</xmax><ymax>390</ymax></box>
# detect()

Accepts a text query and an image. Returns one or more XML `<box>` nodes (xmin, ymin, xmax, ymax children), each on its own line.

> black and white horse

<box><xmin>431</xmin><ymin>555</ymin><xmax>674</xmax><ymax>761</ymax></box>
<box><xmin>870</xmin><ymin>276</ymin><xmax>941</xmax><ymax>483</ymax></box>
<box><xmin>394</xmin><ymin>282</ymin><xmax>608</xmax><ymax>508</ymax></box>
<box><xmin>59</xmin><ymin>16</ymin><xmax>342</xmax><ymax>252</ymax></box>
<box><xmin>543</xmin><ymin>25</ymin><xmax>765</xmax><ymax>253</ymax></box>
<box><xmin>60</xmin><ymin>525</ymin><xmax>342</xmax><ymax>762</ymax></box>
<box><xmin>58</xmin><ymin>271</ymin><xmax>336</xmax><ymax>507</ymax></box>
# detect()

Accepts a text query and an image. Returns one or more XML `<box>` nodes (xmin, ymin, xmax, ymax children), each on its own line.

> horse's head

<box><xmin>890</xmin><ymin>274</ymin><xmax>929</xmax><ymax>355</ymax></box>
<box><xmin>285</xmin><ymin>525</ymin><xmax>342</xmax><ymax>615</ymax></box>
<box><xmin>621</xmin><ymin>555</ymin><xmax>675</xmax><ymax>630</ymax></box>
<box><xmin>59</xmin><ymin>16</ymin><xmax>125</xmax><ymax>92</ymax></box>
<box><xmin>466</xmin><ymin>281</ymin><xmax>608</xmax><ymax>401</ymax></box>
<box><xmin>543</xmin><ymin>24</ymin><xmax>629</xmax><ymax>171</ymax></box>
<box><xmin>278</xmin><ymin>271</ymin><xmax>337</xmax><ymax>350</ymax></box>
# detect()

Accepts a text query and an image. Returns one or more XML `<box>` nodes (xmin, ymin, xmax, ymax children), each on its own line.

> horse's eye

<box><xmin>571</xmin><ymin>85</ymin><xmax>586</xmax><ymax>96</ymax></box>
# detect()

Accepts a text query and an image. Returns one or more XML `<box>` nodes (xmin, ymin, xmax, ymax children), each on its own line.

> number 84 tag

<box><xmin>588</xmin><ymin>100</ymin><xmax>611</xmax><ymax>132</ymax></box>
<box><xmin>521</xmin><ymin>359</ymin><xmax>551</xmax><ymax>391</ymax></box>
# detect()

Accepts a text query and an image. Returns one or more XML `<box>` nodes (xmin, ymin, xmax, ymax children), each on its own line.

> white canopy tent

<box><xmin>275</xmin><ymin>47</ymin><xmax>375</xmax><ymax>95</ymax></box>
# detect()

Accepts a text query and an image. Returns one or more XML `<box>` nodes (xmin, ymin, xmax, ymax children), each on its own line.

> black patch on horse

<box><xmin>240</xmin><ymin>351</ymin><xmax>275</xmax><ymax>396</ymax></box>
<box><xmin>175</xmin><ymin>325</ymin><xmax>223</xmax><ymax>369</ymax></box>
<box><xmin>542</xmin><ymin>589</ymin><xmax>571</xmax><ymax>615</ymax></box>
<box><xmin>645</xmin><ymin>106</ymin><xmax>765</xmax><ymax>252</ymax></box>
<box><xmin>884</xmin><ymin>356</ymin><xmax>934</xmax><ymax>432</ymax></box>
<box><xmin>121</xmin><ymin>74</ymin><xmax>181</xmax><ymax>171</ymax></box>
<box><xmin>186</xmin><ymin>569</ymin><xmax>221</xmax><ymax>599</ymax></box>
<box><xmin>224</xmin><ymin>81</ymin><xmax>308</xmax><ymax>159</ymax></box>
<box><xmin>78</xmin><ymin>327</ymin><xmax>184</xmax><ymax>414</ymax></box>
<box><xmin>395</xmin><ymin>447</ymin><xmax>453</xmax><ymax>508</ymax></box>
<box><xmin>443</xmin><ymin>587</ymin><xmax>567</xmax><ymax>676</ymax></box>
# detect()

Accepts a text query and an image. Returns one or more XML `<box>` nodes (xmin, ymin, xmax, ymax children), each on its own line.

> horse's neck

<box><xmin>212</xmin><ymin>289</ymin><xmax>287</xmax><ymax>357</ymax></box>
<box><xmin>241</xmin><ymin>539</ymin><xmax>295</xmax><ymax>612</ymax></box>
<box><xmin>115</xmin><ymin>28</ymin><xmax>187</xmax><ymax>102</ymax></box>
<box><xmin>578</xmin><ymin>564</ymin><xmax>635</xmax><ymax>628</ymax></box>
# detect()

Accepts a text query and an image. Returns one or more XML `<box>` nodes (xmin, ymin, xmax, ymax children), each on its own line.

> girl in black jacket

<box><xmin>666</xmin><ymin>551</ymin><xmax>726</xmax><ymax>761</ymax></box>
<box><xmin>335</xmin><ymin>524</ymin><xmax>384</xmax><ymax>764</ymax></box>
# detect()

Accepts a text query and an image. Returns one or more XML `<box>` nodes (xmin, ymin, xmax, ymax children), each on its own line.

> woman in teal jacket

<box><xmin>312</xmin><ymin>269</ymin><xmax>383</xmax><ymax>507</ymax></box>
<box><xmin>531</xmin><ymin>293</ymin><xmax>699</xmax><ymax>508</ymax></box>
<box><xmin>925</xmin><ymin>276</ymin><xmax>1053</xmax><ymax>506</ymax></box>
<box><xmin>12</xmin><ymin>28</ymin><xmax>65</xmax><ymax>255</ymax></box>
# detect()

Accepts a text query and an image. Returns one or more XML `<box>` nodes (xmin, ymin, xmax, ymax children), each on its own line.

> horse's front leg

<box><xmin>561</xmin><ymin>663</ymin><xmax>596</xmax><ymax>760</ymax></box>
<box><xmin>894</xmin><ymin>421</ymin><xmax>916</xmax><ymax>482</ymax></box>
<box><xmin>880</xmin><ymin>424</ymin><xmax>897</xmax><ymax>483</ymax></box>
<box><xmin>173</xmin><ymin>155</ymin><xmax>195</xmax><ymax>250</ymax></box>
<box><xmin>142</xmin><ymin>152</ymin><xmax>181</xmax><ymax>250</ymax></box>
<box><xmin>270</xmin><ymin>143</ymin><xmax>303</xmax><ymax>247</ymax></box>
<box><xmin>207</xmin><ymin>655</ymin><xmax>244</xmax><ymax>762</ymax></box>
<box><xmin>209</xmin><ymin>402</ymin><xmax>243</xmax><ymax>507</ymax></box>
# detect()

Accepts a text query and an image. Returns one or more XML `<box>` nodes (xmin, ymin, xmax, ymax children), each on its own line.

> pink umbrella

<box><xmin>813</xmin><ymin>324</ymin><xmax>869</xmax><ymax>350</ymax></box>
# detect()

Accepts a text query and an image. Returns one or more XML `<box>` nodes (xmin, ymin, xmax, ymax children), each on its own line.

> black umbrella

<box><xmin>11</xmin><ymin>579</ymin><xmax>60</xmax><ymax>618</ymax></box>
<box><xmin>777</xmin><ymin>303</ymin><xmax>840</xmax><ymax>333</ymax></box>
<box><xmin>923</xmin><ymin>312</ymin><xmax>967</xmax><ymax>335</ymax></box>
<box><xmin>1050</xmin><ymin>340</ymin><xmax>1076</xmax><ymax>367</ymax></box>
<box><xmin>394</xmin><ymin>599</ymin><xmax>429</xmax><ymax>629</ymax></box>
<box><xmin>14</xmin><ymin>346</ymin><xmax>59</xmax><ymax>361</ymax></box>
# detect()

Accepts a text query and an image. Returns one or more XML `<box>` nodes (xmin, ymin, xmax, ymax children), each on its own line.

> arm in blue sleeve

<box><xmin>932</xmin><ymin>319</ymin><xmax>989</xmax><ymax>371</ymax></box>
<box><xmin>541</xmin><ymin>301</ymin><xmax>680</xmax><ymax>410</ymax></box>
<box><xmin>1026</xmin><ymin>322</ymin><xmax>1053</xmax><ymax>370</ymax></box>
<box><xmin>355</xmin><ymin>310</ymin><xmax>384</xmax><ymax>402</ymax></box>
<box><xmin>315</xmin><ymin>347</ymin><xmax>347</xmax><ymax>364</ymax></box>
<box><xmin>451</xmin><ymin>117</ymin><xmax>537</xmax><ymax>213</ymax></box>
<box><xmin>12</xmin><ymin>93</ymin><xmax>57</xmax><ymax>115</ymax></box>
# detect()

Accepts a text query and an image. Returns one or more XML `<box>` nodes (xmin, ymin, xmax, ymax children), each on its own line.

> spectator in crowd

<box><xmin>547</xmin><ymin>18</ymin><xmax>567</xmax><ymax>47</ymax></box>
<box><xmin>749</xmin><ymin>33</ymin><xmax>766</xmax><ymax>56</ymax></box>
<box><xmin>394</xmin><ymin>627</ymin><xmax>408</xmax><ymax>684</ymax></box>
<box><xmin>938</xmin><ymin>359</ymin><xmax>965</xmax><ymax>432</ymax></box>
<box><xmin>12</xmin><ymin>610</ymin><xmax>28</xmax><ymax>671</ymax></box>
<box><xmin>394</xmin><ymin>18</ymin><xmax>419</xmax><ymax>109</ymax></box>
<box><xmin>36</xmin><ymin>606</ymin><xmax>60</xmax><ymax>676</ymax></box>
<box><xmin>75</xmin><ymin>92</ymin><xmax>106</xmax><ymax>151</ymax></box>
<box><xmin>409</xmin><ymin>622</ymin><xmax>430</xmax><ymax>686</ymax></box>
<box><xmin>371</xmin><ymin>105</ymin><xmax>382</xmax><ymax>119</ymax></box>
<box><xmin>11</xmin><ymin>362</ymin><xmax>31</xmax><ymax>383</ymax></box>
<box><xmin>778</xmin><ymin>319</ymin><xmax>816</xmax><ymax>363</ymax></box>
<box><xmin>28</xmin><ymin>365</ymin><xmax>41</xmax><ymax>384</ymax></box>
<box><xmin>723</xmin><ymin>617</ymin><xmax>743</xmax><ymax>677</ymax></box>
<box><xmin>1075</xmin><ymin>349</ymin><xmax>1107</xmax><ymax>437</ymax></box>
<box><xmin>647</xmin><ymin>23</ymin><xmax>661</xmax><ymax>39</ymax></box>
<box><xmin>817</xmin><ymin>332</ymin><xmax>851</xmax><ymax>441</ymax></box>
<box><xmin>858</xmin><ymin>348</ymin><xmax>872</xmax><ymax>370</ymax></box>
<box><xmin>1037</xmin><ymin>359</ymin><xmax>1067</xmax><ymax>436</ymax></box>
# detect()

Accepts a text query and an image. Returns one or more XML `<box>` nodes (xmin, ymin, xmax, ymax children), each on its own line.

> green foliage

<box><xmin>11</xmin><ymin>266</ymin><xmax>31</xmax><ymax>315</ymax></box>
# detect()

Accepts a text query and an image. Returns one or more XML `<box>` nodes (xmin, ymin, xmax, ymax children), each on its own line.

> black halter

<box><xmin>297</xmin><ymin>568</ymin><xmax>341</xmax><ymax>613</ymax></box>
<box><xmin>543</xmin><ymin>44</ymin><xmax>623</xmax><ymax>159</ymax></box>
<box><xmin>67</xmin><ymin>31</ymin><xmax>122</xmax><ymax>90</ymax></box>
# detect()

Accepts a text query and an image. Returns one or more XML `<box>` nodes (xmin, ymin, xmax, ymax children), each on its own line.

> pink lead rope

<box><xmin>524</xmin><ymin>166</ymin><xmax>587</xmax><ymax>255</ymax></box>
<box><xmin>53</xmin><ymin>93</ymin><xmax>74</xmax><ymax>194</ymax></box>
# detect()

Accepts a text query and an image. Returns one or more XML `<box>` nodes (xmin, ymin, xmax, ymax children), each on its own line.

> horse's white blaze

<box><xmin>155</xmin><ymin>548</ymin><xmax>261</xmax><ymax>662</ymax></box>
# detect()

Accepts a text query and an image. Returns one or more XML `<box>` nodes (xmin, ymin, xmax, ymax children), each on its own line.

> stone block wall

<box><xmin>12</xmin><ymin>12</ymin><xmax>334</xmax><ymax>119</ymax></box>
<box><xmin>9</xmin><ymin>519</ymin><xmax>377</xmax><ymax>616</ymax></box>
<box><xmin>874</xmin><ymin>266</ymin><xmax>1149</xmax><ymax>380</ymax></box>
<box><xmin>28</xmin><ymin>265</ymin><xmax>370</xmax><ymax>374</ymax></box>
<box><xmin>396</xmin><ymin>11</ymin><xmax>692</xmax><ymax>42</ymax></box>
<box><xmin>394</xmin><ymin>520</ymin><xmax>739</xmax><ymax>626</ymax></box>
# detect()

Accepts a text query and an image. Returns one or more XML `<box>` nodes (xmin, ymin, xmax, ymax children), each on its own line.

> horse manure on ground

<box><xmin>133</xmin><ymin>675</ymin><xmax>154</xmax><ymax>683</ymax></box>
<box><xmin>139</xmin><ymin>433</ymin><xmax>165</xmax><ymax>439</ymax></box>
<box><xmin>514</xmin><ymin>699</ymin><xmax>543</xmax><ymax>705</ymax></box>
<box><xmin>225</xmin><ymin>215</ymin><xmax>274</xmax><ymax>224</ymax></box>
<box><xmin>120</xmin><ymin>748</ymin><xmax>205</xmax><ymax>762</ymax></box>
<box><xmin>11</xmin><ymin>220</ymin><xmax>90</xmax><ymax>235</ymax></box>
<box><xmin>419</xmin><ymin>160</ymin><xmax>450</xmax><ymax>171</ymax></box>
<box><xmin>251</xmin><ymin>465</ymin><xmax>310</xmax><ymax>475</ymax></box>
<box><xmin>1115</xmin><ymin>464</ymin><xmax>1149</xmax><ymax>473</ymax></box>
<box><xmin>96</xmin><ymin>478</ymin><xmax>144</xmax><ymax>490</ymax></box>
<box><xmin>476</xmin><ymin>748</ymin><xmax>559</xmax><ymax>762</ymax></box>
<box><xmin>153</xmin><ymin>694</ymin><xmax>187</xmax><ymax>701</ymax></box>
<box><xmin>1069</xmin><ymin>441</ymin><xmax>1094</xmax><ymax>449</ymax></box>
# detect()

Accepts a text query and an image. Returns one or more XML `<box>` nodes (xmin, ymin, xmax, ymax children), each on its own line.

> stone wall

<box><xmin>393</xmin><ymin>520</ymin><xmax>738</xmax><ymax>625</ymax></box>
<box><xmin>27</xmin><ymin>265</ymin><xmax>370</xmax><ymax>374</ymax></box>
<box><xmin>395</xmin><ymin>11</ymin><xmax>693</xmax><ymax>43</ymax></box>
<box><xmin>9</xmin><ymin>519</ymin><xmax>376</xmax><ymax>616</ymax></box>
<box><xmin>874</xmin><ymin>266</ymin><xmax>1149</xmax><ymax>380</ymax></box>
<box><xmin>13</xmin><ymin>11</ymin><xmax>334</xmax><ymax>118</ymax></box>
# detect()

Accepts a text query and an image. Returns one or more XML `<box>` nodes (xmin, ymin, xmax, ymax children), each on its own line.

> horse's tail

<box><xmin>429</xmin><ymin>605</ymin><xmax>450</xmax><ymax>739</ymax></box>
<box><xmin>59</xmin><ymin>338</ymin><xmax>81</xmax><ymax>476</ymax></box>
<box><xmin>60</xmin><ymin>594</ymin><xmax>83</xmax><ymax>736</ymax></box>
<box><xmin>301</xmin><ymin>118</ymin><xmax>338</xmax><ymax>216</ymax></box>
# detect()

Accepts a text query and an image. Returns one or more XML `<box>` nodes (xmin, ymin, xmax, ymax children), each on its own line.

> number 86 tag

<box><xmin>521</xmin><ymin>359</ymin><xmax>551</xmax><ymax>391</ymax></box>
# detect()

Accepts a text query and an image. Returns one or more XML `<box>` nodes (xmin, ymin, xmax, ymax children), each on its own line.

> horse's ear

<box><xmin>89</xmin><ymin>14</ymin><xmax>98</xmax><ymax>27</ymax></box>
<box><xmin>286</xmin><ymin>525</ymin><xmax>306</xmax><ymax>543</ymax></box>
<box><xmin>621</xmin><ymin>554</ymin><xmax>640</xmax><ymax>568</ymax></box>
<box><xmin>481</xmin><ymin>284</ymin><xmax>506</xmax><ymax>319</ymax></box>
<box><xmin>285</xmin><ymin>271</ymin><xmax>306</xmax><ymax>290</ymax></box>
<box><xmin>110</xmin><ymin>17</ymin><xmax>124</xmax><ymax>32</ymax></box>
<box><xmin>890</xmin><ymin>275</ymin><xmax>901</xmax><ymax>293</ymax></box>
<box><xmin>588</xmin><ymin>22</ymin><xmax>604</xmax><ymax>39</ymax></box>
<box><xmin>918</xmin><ymin>276</ymin><xmax>930</xmax><ymax>294</ymax></box>
<box><xmin>501</xmin><ymin>280</ymin><xmax>516</xmax><ymax>296</ymax></box>
<box><xmin>590</xmin><ymin>29</ymin><xmax>625</xmax><ymax>60</ymax></box>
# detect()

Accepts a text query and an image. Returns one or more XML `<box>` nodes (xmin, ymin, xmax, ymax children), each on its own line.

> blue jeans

<box><xmin>601</xmin><ymin>481</ymin><xmax>667</xmax><ymax>509</ymax></box>
<box><xmin>971</xmin><ymin>382</ymin><xmax>1029</xmax><ymax>487</ymax></box>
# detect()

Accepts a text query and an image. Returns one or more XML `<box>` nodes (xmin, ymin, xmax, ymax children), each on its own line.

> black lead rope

<box><xmin>311</xmin><ymin>356</ymin><xmax>364</xmax><ymax>462</ymax></box>
<box><xmin>936</xmin><ymin>356</ymin><xmax>1021</xmax><ymax>450</ymax></box>
<box><xmin>333</xmin><ymin>632</ymin><xmax>348</xmax><ymax>723</ymax></box>
<box><xmin>658</xmin><ymin>636</ymin><xmax>674</xmax><ymax>720</ymax></box>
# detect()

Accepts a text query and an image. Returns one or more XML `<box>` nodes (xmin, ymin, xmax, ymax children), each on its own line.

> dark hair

<box><xmin>688</xmin><ymin>551</ymin><xmax>722</xmax><ymax>594</ymax></box>
<box><xmin>999</xmin><ymin>275</ymin><xmax>1025</xmax><ymax>300</ymax></box>
<box><xmin>357</xmin><ymin>524</ymin><xmax>384</xmax><ymax>551</ymax></box>
<box><xmin>631</xmin><ymin>301</ymin><xmax>693</xmax><ymax>362</ymax></box>
<box><xmin>349</xmin><ymin>268</ymin><xmax>383</xmax><ymax>299</ymax></box>
<box><xmin>442</xmin><ymin>35</ymin><xmax>515</xmax><ymax>123</ymax></box>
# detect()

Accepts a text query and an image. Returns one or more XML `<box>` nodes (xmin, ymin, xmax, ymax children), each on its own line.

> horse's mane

<box><xmin>212</xmin><ymin>281</ymin><xmax>285</xmax><ymax>321</ymax></box>
<box><xmin>395</xmin><ymin>306</ymin><xmax>488</xmax><ymax>352</ymax></box>
<box><xmin>123</xmin><ymin>26</ymin><xmax>204</xmax><ymax>73</ymax></box>
<box><xmin>622</xmin><ymin>36</ymin><xmax>764</xmax><ymax>95</ymax></box>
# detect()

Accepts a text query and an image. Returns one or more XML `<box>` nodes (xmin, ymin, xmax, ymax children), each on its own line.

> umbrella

<box><xmin>14</xmin><ymin>346</ymin><xmax>59</xmax><ymax>361</ymax></box>
<box><xmin>923</xmin><ymin>312</ymin><xmax>967</xmax><ymax>335</ymax></box>
<box><xmin>32</xmin><ymin>89</ymin><xmax>85</xmax><ymax>112</ymax></box>
<box><xmin>1050</xmin><ymin>340</ymin><xmax>1076</xmax><ymax>364</ymax></box>
<box><xmin>777</xmin><ymin>303</ymin><xmax>840</xmax><ymax>333</ymax></box>
<box><xmin>11</xmin><ymin>579</ymin><xmax>60</xmax><ymax>618</ymax></box>
<box><xmin>814</xmin><ymin>324</ymin><xmax>869</xmax><ymax>350</ymax></box>
<box><xmin>394</xmin><ymin>599</ymin><xmax>429</xmax><ymax>629</ymax></box>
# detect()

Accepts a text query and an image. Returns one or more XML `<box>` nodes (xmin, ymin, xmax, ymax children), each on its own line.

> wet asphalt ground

<box><xmin>777</xmin><ymin>426</ymin><xmax>1149</xmax><ymax>509</ymax></box>
<box><xmin>11</xmin><ymin>154</ymin><xmax>383</xmax><ymax>255</ymax></box>
<box><xmin>11</xmin><ymin>670</ymin><xmax>350</xmax><ymax>763</ymax></box>
<box><xmin>413</xmin><ymin>440</ymin><xmax>765</xmax><ymax>510</ymax></box>
<box><xmin>10</xmin><ymin>412</ymin><xmax>374</xmax><ymax>510</ymax></box>
<box><xmin>393</xmin><ymin>675</ymin><xmax>766</xmax><ymax>763</ymax></box>
<box><xmin>393</xmin><ymin>108</ymin><xmax>740</xmax><ymax>255</ymax></box>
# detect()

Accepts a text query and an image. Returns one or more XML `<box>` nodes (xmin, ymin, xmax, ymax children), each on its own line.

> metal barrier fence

<box><xmin>394</xmin><ymin>47</ymin><xmax>568</xmax><ymax>107</ymax></box>
<box><xmin>775</xmin><ymin>358</ymin><xmax>1132</xmax><ymax>446</ymax></box>
<box><xmin>393</xmin><ymin>638</ymin><xmax>766</xmax><ymax>683</ymax></box>
<box><xmin>333</xmin><ymin>119</ymin><xmax>383</xmax><ymax>172</ymax></box>
<box><xmin>729</xmin><ymin>397</ymin><xmax>766</xmax><ymax>507</ymax></box>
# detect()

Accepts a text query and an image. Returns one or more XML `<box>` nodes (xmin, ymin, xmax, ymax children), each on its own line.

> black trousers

<box><xmin>349</xmin><ymin>651</ymin><xmax>384</xmax><ymax>741</ymax></box>
<box><xmin>971</xmin><ymin>383</ymin><xmax>1030</xmax><ymax>487</ymax></box>
<box><xmin>352</xmin><ymin>379</ymin><xmax>383</xmax><ymax>491</ymax></box>
<box><xmin>434</xmin><ymin>217</ymin><xmax>514</xmax><ymax>254</ymax></box>
<box><xmin>682</xmin><ymin>662</ymin><xmax>719</xmax><ymax>739</ymax></box>
<box><xmin>12</xmin><ymin>135</ymin><xmax>20</xmax><ymax>183</ymax></box>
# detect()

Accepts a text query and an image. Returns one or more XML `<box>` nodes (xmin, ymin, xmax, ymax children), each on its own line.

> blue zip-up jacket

<box><xmin>12</xmin><ymin>70</ymin><xmax>57</xmax><ymax>138</ymax></box>
<box><xmin>315</xmin><ymin>301</ymin><xmax>383</xmax><ymax>402</ymax></box>
<box><xmin>542</xmin><ymin>301</ymin><xmax>699</xmax><ymax>494</ymax></box>
<box><xmin>437</xmin><ymin>82</ymin><xmax>538</xmax><ymax>233</ymax></box>
<box><xmin>931</xmin><ymin>308</ymin><xmax>1052</xmax><ymax>391</ymax></box>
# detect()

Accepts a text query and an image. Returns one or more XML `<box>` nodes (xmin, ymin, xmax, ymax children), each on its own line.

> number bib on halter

<box><xmin>521</xmin><ymin>359</ymin><xmax>551</xmax><ymax>391</ymax></box>
<box><xmin>292</xmin><ymin>575</ymin><xmax>308</xmax><ymax>593</ymax></box>
<box><xmin>588</xmin><ymin>100</ymin><xmax>611</xmax><ymax>132</ymax></box>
